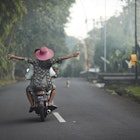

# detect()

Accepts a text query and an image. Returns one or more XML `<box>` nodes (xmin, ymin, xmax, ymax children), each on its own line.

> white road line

<box><xmin>53</xmin><ymin>112</ymin><xmax>66</xmax><ymax>123</ymax></box>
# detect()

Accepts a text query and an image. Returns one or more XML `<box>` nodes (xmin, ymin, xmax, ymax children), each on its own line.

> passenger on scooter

<box><xmin>25</xmin><ymin>64</ymin><xmax>57</xmax><ymax>112</ymax></box>
<box><xmin>7</xmin><ymin>46</ymin><xmax>79</xmax><ymax>112</ymax></box>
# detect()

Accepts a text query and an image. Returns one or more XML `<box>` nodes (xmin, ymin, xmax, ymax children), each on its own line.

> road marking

<box><xmin>53</xmin><ymin>112</ymin><xmax>66</xmax><ymax>123</ymax></box>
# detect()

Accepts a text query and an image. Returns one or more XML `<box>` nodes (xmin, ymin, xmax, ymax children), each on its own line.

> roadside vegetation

<box><xmin>0</xmin><ymin>79</ymin><xmax>16</xmax><ymax>86</ymax></box>
<box><xmin>106</xmin><ymin>84</ymin><xmax>140</xmax><ymax>104</ymax></box>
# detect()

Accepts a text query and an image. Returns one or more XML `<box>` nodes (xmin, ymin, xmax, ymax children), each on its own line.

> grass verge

<box><xmin>106</xmin><ymin>85</ymin><xmax>140</xmax><ymax>104</ymax></box>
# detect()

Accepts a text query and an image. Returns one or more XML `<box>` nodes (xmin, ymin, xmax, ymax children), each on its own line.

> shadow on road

<box><xmin>0</xmin><ymin>116</ymin><xmax>54</xmax><ymax>126</ymax></box>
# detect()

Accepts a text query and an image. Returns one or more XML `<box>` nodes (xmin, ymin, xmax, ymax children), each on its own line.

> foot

<box><xmin>48</xmin><ymin>105</ymin><xmax>58</xmax><ymax>112</ymax></box>
<box><xmin>29</xmin><ymin>106</ymin><xmax>35</xmax><ymax>113</ymax></box>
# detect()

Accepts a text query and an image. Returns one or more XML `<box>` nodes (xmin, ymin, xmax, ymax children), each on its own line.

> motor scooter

<box><xmin>25</xmin><ymin>65</ymin><xmax>57</xmax><ymax>121</ymax></box>
<box><xmin>32</xmin><ymin>88</ymin><xmax>56</xmax><ymax>122</ymax></box>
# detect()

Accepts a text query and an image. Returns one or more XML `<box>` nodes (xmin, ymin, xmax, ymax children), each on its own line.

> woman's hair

<box><xmin>38</xmin><ymin>60</ymin><xmax>51</xmax><ymax>69</ymax></box>
<box><xmin>34</xmin><ymin>49</ymin><xmax>39</xmax><ymax>53</ymax></box>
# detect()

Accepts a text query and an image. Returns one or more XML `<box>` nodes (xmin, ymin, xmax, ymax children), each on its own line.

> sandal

<box><xmin>48</xmin><ymin>105</ymin><xmax>58</xmax><ymax>111</ymax></box>
<box><xmin>29</xmin><ymin>106</ymin><xmax>35</xmax><ymax>113</ymax></box>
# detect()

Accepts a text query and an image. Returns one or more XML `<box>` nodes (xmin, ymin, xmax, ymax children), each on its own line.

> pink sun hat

<box><xmin>35</xmin><ymin>46</ymin><xmax>54</xmax><ymax>60</ymax></box>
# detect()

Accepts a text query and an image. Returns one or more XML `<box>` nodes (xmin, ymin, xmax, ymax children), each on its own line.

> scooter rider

<box><xmin>7</xmin><ymin>46</ymin><xmax>79</xmax><ymax>112</ymax></box>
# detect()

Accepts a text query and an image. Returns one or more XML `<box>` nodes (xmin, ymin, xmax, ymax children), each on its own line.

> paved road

<box><xmin>0</xmin><ymin>78</ymin><xmax>140</xmax><ymax>140</ymax></box>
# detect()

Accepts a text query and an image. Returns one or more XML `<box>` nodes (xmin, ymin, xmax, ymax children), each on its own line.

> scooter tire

<box><xmin>40</xmin><ymin>107</ymin><xmax>45</xmax><ymax>122</ymax></box>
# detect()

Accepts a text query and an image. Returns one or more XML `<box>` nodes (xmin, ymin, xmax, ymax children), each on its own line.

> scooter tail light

<box><xmin>36</xmin><ymin>91</ymin><xmax>45</xmax><ymax>96</ymax></box>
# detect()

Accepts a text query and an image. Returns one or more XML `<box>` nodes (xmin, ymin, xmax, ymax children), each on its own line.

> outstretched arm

<box><xmin>60</xmin><ymin>52</ymin><xmax>79</xmax><ymax>60</ymax></box>
<box><xmin>7</xmin><ymin>54</ymin><xmax>25</xmax><ymax>60</ymax></box>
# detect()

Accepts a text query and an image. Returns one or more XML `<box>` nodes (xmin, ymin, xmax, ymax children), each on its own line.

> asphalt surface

<box><xmin>0</xmin><ymin>78</ymin><xmax>140</xmax><ymax>140</ymax></box>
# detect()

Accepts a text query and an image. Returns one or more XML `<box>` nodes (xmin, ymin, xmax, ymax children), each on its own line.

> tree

<box><xmin>0</xmin><ymin>0</ymin><xmax>76</xmax><ymax>81</ymax></box>
<box><xmin>87</xmin><ymin>0</ymin><xmax>140</xmax><ymax>72</ymax></box>
<box><xmin>0</xmin><ymin>0</ymin><xmax>27</xmax><ymax>80</ymax></box>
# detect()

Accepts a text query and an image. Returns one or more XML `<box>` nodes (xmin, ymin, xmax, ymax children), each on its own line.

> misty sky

<box><xmin>65</xmin><ymin>0</ymin><xmax>124</xmax><ymax>39</ymax></box>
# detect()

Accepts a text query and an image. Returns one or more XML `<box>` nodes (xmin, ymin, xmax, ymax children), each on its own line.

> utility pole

<box><xmin>135</xmin><ymin>0</ymin><xmax>138</xmax><ymax>83</ymax></box>
<box><xmin>81</xmin><ymin>40</ymin><xmax>89</xmax><ymax>71</ymax></box>
<box><xmin>104</xmin><ymin>0</ymin><xmax>107</xmax><ymax>72</ymax></box>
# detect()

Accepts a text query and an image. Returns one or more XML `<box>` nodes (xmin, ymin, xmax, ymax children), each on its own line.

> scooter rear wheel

<box><xmin>40</xmin><ymin>107</ymin><xmax>45</xmax><ymax>122</ymax></box>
